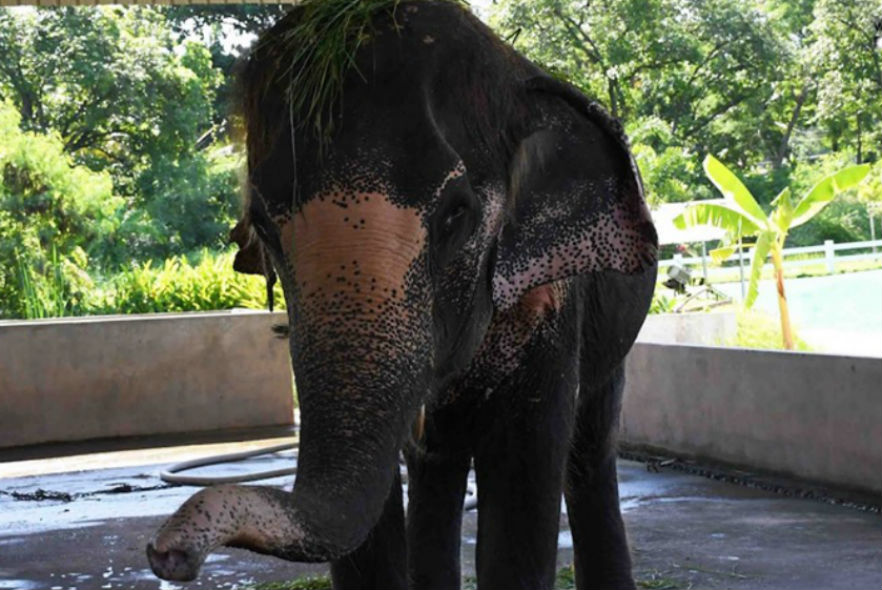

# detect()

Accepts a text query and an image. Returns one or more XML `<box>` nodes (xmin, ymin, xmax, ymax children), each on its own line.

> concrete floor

<box><xmin>0</xmin><ymin>431</ymin><xmax>879</xmax><ymax>590</ymax></box>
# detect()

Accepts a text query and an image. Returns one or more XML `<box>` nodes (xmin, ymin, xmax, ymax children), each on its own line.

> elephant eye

<box><xmin>442</xmin><ymin>204</ymin><xmax>468</xmax><ymax>234</ymax></box>
<box><xmin>432</xmin><ymin>189</ymin><xmax>479</xmax><ymax>263</ymax></box>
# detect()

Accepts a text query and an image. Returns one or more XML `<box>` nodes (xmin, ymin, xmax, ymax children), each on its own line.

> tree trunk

<box><xmin>856</xmin><ymin>113</ymin><xmax>863</xmax><ymax>164</ymax></box>
<box><xmin>607</xmin><ymin>77</ymin><xmax>619</xmax><ymax>118</ymax></box>
<box><xmin>771</xmin><ymin>245</ymin><xmax>794</xmax><ymax>350</ymax></box>
<box><xmin>772</xmin><ymin>88</ymin><xmax>807</xmax><ymax>170</ymax></box>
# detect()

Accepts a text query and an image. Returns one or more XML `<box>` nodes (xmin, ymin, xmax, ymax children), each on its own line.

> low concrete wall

<box><xmin>0</xmin><ymin>311</ymin><xmax>294</xmax><ymax>448</ymax></box>
<box><xmin>637</xmin><ymin>311</ymin><xmax>736</xmax><ymax>346</ymax></box>
<box><xmin>622</xmin><ymin>343</ymin><xmax>882</xmax><ymax>495</ymax></box>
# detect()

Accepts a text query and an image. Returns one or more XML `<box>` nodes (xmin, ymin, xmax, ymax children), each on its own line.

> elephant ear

<box><xmin>229</xmin><ymin>217</ymin><xmax>278</xmax><ymax>311</ymax></box>
<box><xmin>491</xmin><ymin>76</ymin><xmax>658</xmax><ymax>310</ymax></box>
<box><xmin>230</xmin><ymin>218</ymin><xmax>263</xmax><ymax>275</ymax></box>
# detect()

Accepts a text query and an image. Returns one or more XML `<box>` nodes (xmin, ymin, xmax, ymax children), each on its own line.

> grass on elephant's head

<box><xmin>260</xmin><ymin>0</ymin><xmax>467</xmax><ymax>141</ymax></box>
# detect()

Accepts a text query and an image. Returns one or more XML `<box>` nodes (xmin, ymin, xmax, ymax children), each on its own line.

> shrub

<box><xmin>99</xmin><ymin>249</ymin><xmax>282</xmax><ymax>314</ymax></box>
<box><xmin>726</xmin><ymin>306</ymin><xmax>812</xmax><ymax>351</ymax></box>
<box><xmin>0</xmin><ymin>101</ymin><xmax>121</xmax><ymax>318</ymax></box>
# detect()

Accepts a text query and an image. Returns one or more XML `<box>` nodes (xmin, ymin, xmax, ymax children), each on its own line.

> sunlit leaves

<box><xmin>703</xmin><ymin>155</ymin><xmax>768</xmax><ymax>227</ymax></box>
<box><xmin>791</xmin><ymin>164</ymin><xmax>872</xmax><ymax>227</ymax></box>
<box><xmin>745</xmin><ymin>230</ymin><xmax>774</xmax><ymax>308</ymax></box>
<box><xmin>672</xmin><ymin>153</ymin><xmax>870</xmax><ymax>347</ymax></box>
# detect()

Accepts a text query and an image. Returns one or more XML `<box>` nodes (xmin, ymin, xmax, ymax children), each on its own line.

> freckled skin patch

<box><xmin>493</xmin><ymin>201</ymin><xmax>655</xmax><ymax>309</ymax></box>
<box><xmin>148</xmin><ymin>485</ymin><xmax>308</xmax><ymax>581</ymax></box>
<box><xmin>446</xmin><ymin>280</ymin><xmax>570</xmax><ymax>401</ymax></box>
<box><xmin>291</xmin><ymin>191</ymin><xmax>426</xmax><ymax>321</ymax></box>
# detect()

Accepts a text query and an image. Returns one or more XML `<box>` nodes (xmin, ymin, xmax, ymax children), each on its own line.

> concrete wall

<box><xmin>3</xmin><ymin>311</ymin><xmax>880</xmax><ymax>495</ymax></box>
<box><xmin>637</xmin><ymin>311</ymin><xmax>736</xmax><ymax>346</ymax></box>
<box><xmin>0</xmin><ymin>311</ymin><xmax>294</xmax><ymax>448</ymax></box>
<box><xmin>622</xmin><ymin>342</ymin><xmax>882</xmax><ymax>495</ymax></box>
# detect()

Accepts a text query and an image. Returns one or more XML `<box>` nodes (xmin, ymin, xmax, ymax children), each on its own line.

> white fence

<box><xmin>659</xmin><ymin>239</ymin><xmax>882</xmax><ymax>282</ymax></box>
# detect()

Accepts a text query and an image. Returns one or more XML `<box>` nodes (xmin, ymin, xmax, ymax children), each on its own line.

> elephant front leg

<box><xmin>565</xmin><ymin>365</ymin><xmax>635</xmax><ymax>590</ymax></box>
<box><xmin>472</xmin><ymin>348</ymin><xmax>577</xmax><ymax>590</ymax></box>
<box><xmin>404</xmin><ymin>408</ymin><xmax>472</xmax><ymax>590</ymax></box>
<box><xmin>330</xmin><ymin>466</ymin><xmax>407</xmax><ymax>590</ymax></box>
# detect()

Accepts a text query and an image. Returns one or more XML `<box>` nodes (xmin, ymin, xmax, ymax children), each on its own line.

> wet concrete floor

<box><xmin>1</xmin><ymin>431</ymin><xmax>879</xmax><ymax>590</ymax></box>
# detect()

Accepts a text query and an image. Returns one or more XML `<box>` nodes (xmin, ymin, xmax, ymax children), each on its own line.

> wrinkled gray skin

<box><xmin>148</xmin><ymin>2</ymin><xmax>657</xmax><ymax>589</ymax></box>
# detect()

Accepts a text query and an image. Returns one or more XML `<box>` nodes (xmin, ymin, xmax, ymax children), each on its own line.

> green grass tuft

<box><xmin>727</xmin><ymin>306</ymin><xmax>812</xmax><ymax>351</ymax></box>
<box><xmin>262</xmin><ymin>0</ymin><xmax>467</xmax><ymax>141</ymax></box>
<box><xmin>250</xmin><ymin>575</ymin><xmax>332</xmax><ymax>590</ymax></box>
<box><xmin>466</xmin><ymin>565</ymin><xmax>683</xmax><ymax>589</ymax></box>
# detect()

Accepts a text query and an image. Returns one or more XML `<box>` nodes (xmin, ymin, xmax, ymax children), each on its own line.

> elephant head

<box><xmin>148</xmin><ymin>0</ymin><xmax>656</xmax><ymax>581</ymax></box>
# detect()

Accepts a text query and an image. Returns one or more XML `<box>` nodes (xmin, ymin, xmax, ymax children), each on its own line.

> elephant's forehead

<box><xmin>287</xmin><ymin>191</ymin><xmax>427</xmax><ymax>317</ymax></box>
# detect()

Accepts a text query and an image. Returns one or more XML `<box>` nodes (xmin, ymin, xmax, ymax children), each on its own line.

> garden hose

<box><xmin>159</xmin><ymin>442</ymin><xmax>478</xmax><ymax>510</ymax></box>
<box><xmin>159</xmin><ymin>442</ymin><xmax>297</xmax><ymax>485</ymax></box>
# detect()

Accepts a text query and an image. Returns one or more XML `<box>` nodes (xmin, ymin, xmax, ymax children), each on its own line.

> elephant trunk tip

<box><xmin>146</xmin><ymin>540</ymin><xmax>202</xmax><ymax>582</ymax></box>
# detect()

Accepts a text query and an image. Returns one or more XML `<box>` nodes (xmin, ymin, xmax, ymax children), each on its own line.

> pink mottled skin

<box><xmin>148</xmin><ymin>485</ymin><xmax>305</xmax><ymax>581</ymax></box>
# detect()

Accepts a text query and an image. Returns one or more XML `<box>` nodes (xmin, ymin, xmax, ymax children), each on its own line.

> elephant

<box><xmin>147</xmin><ymin>1</ymin><xmax>657</xmax><ymax>589</ymax></box>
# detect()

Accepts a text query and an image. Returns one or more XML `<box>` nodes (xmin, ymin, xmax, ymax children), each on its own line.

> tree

<box><xmin>162</xmin><ymin>5</ymin><xmax>288</xmax><ymax>124</ymax></box>
<box><xmin>0</xmin><ymin>101</ymin><xmax>121</xmax><ymax>317</ymax></box>
<box><xmin>0</xmin><ymin>6</ymin><xmax>239</xmax><ymax>261</ymax></box>
<box><xmin>806</xmin><ymin>0</ymin><xmax>882</xmax><ymax>162</ymax></box>
<box><xmin>490</xmin><ymin>0</ymin><xmax>786</xmax><ymax>166</ymax></box>
<box><xmin>674</xmin><ymin>155</ymin><xmax>870</xmax><ymax>349</ymax></box>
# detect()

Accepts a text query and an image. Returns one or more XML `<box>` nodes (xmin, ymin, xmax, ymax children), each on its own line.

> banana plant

<box><xmin>674</xmin><ymin>155</ymin><xmax>870</xmax><ymax>349</ymax></box>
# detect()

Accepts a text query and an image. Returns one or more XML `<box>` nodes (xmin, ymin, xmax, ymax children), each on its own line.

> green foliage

<box><xmin>628</xmin><ymin>117</ymin><xmax>712</xmax><ymax>205</ymax></box>
<box><xmin>674</xmin><ymin>154</ymin><xmax>869</xmax><ymax>347</ymax></box>
<box><xmin>491</xmin><ymin>0</ymin><xmax>882</xmax><ymax>249</ymax></box>
<box><xmin>649</xmin><ymin>291</ymin><xmax>676</xmax><ymax>314</ymax></box>
<box><xmin>102</xmin><ymin>250</ymin><xmax>278</xmax><ymax>314</ymax></box>
<box><xmin>162</xmin><ymin>5</ymin><xmax>289</xmax><ymax>121</ymax></box>
<box><xmin>727</xmin><ymin>306</ymin><xmax>812</xmax><ymax>351</ymax></box>
<box><xmin>809</xmin><ymin>0</ymin><xmax>882</xmax><ymax>162</ymax></box>
<box><xmin>676</xmin><ymin>155</ymin><xmax>869</xmax><ymax>304</ymax></box>
<box><xmin>0</xmin><ymin>101</ymin><xmax>120</xmax><ymax>318</ymax></box>
<box><xmin>491</xmin><ymin>0</ymin><xmax>786</xmax><ymax>165</ymax></box>
<box><xmin>249</xmin><ymin>576</ymin><xmax>332</xmax><ymax>590</ymax></box>
<box><xmin>1</xmin><ymin>2</ymin><xmax>879</xmax><ymax>320</ymax></box>
<box><xmin>0</xmin><ymin>6</ymin><xmax>238</xmax><ymax>262</ymax></box>
<box><xmin>856</xmin><ymin>163</ymin><xmax>882</xmax><ymax>210</ymax></box>
<box><xmin>787</xmin><ymin>156</ymin><xmax>879</xmax><ymax>245</ymax></box>
<box><xmin>132</xmin><ymin>144</ymin><xmax>242</xmax><ymax>260</ymax></box>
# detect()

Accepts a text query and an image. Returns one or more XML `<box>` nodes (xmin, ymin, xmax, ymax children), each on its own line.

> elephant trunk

<box><xmin>288</xmin><ymin>352</ymin><xmax>427</xmax><ymax>555</ymax></box>
<box><xmin>147</xmin><ymin>342</ymin><xmax>428</xmax><ymax>582</ymax></box>
<box><xmin>149</xmin><ymin>190</ymin><xmax>432</xmax><ymax>581</ymax></box>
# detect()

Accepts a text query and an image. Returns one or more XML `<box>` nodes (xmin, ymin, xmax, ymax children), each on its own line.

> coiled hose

<box><xmin>159</xmin><ymin>441</ymin><xmax>478</xmax><ymax>510</ymax></box>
